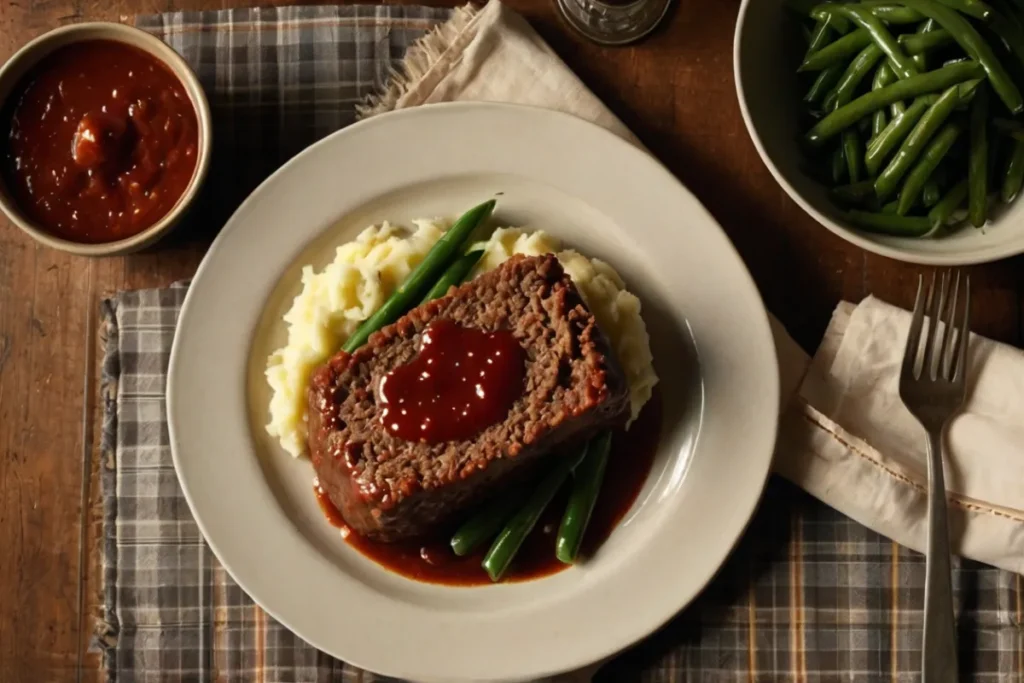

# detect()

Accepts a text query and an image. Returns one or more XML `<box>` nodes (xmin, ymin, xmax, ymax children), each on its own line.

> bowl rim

<box><xmin>732</xmin><ymin>0</ymin><xmax>1024</xmax><ymax>266</ymax></box>
<box><xmin>0</xmin><ymin>21</ymin><xmax>213</xmax><ymax>257</ymax></box>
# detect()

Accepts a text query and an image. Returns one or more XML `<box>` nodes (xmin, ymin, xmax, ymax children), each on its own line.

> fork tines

<box><xmin>902</xmin><ymin>271</ymin><xmax>972</xmax><ymax>384</ymax></box>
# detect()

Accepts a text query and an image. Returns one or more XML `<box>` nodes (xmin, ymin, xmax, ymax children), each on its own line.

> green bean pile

<box><xmin>792</xmin><ymin>0</ymin><xmax>1024</xmax><ymax>236</ymax></box>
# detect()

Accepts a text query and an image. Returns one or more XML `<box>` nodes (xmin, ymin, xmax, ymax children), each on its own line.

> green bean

<box><xmin>875</xmin><ymin>86</ymin><xmax>960</xmax><ymax>201</ymax></box>
<box><xmin>805</xmin><ymin>61</ymin><xmax>983</xmax><ymax>146</ymax></box>
<box><xmin>482</xmin><ymin>445</ymin><xmax>588</xmax><ymax>582</ymax></box>
<box><xmin>342</xmin><ymin>200</ymin><xmax>495</xmax><ymax>352</ymax></box>
<box><xmin>846</xmin><ymin>209</ymin><xmax>934</xmax><ymax>235</ymax></box>
<box><xmin>844</xmin><ymin>129</ymin><xmax>863</xmax><ymax>181</ymax></box>
<box><xmin>823</xmin><ymin>88</ymin><xmax>838</xmax><ymax>112</ymax></box>
<box><xmin>832</xmin><ymin>145</ymin><xmax>847</xmax><ymax>182</ymax></box>
<box><xmin>813</xmin><ymin>4</ymin><xmax>924</xmax><ymax>26</ymax></box>
<box><xmin>1001</xmin><ymin>138</ymin><xmax>1024</xmax><ymax>203</ymax></box>
<box><xmin>871</xmin><ymin>64</ymin><xmax>892</xmax><ymax>138</ymax></box>
<box><xmin>829</xmin><ymin>5</ymin><xmax>920</xmax><ymax>79</ymax></box>
<box><xmin>866</xmin><ymin>97</ymin><xmax>939</xmax><ymax>174</ymax></box>
<box><xmin>833</xmin><ymin>44</ymin><xmax>886</xmax><ymax>108</ymax></box>
<box><xmin>994</xmin><ymin>117</ymin><xmax>1024</xmax><ymax>135</ymax></box>
<box><xmin>928</xmin><ymin>179</ymin><xmax>969</xmax><ymax>224</ymax></box>
<box><xmin>909</xmin><ymin>19</ymin><xmax>934</xmax><ymax>71</ymax></box>
<box><xmin>891</xmin><ymin>0</ymin><xmax>1023</xmax><ymax>113</ymax></box>
<box><xmin>451</xmin><ymin>485</ymin><xmax>526</xmax><ymax>556</ymax></box>
<box><xmin>871</xmin><ymin>63</ymin><xmax>904</xmax><ymax>118</ymax></box>
<box><xmin>555</xmin><ymin>432</ymin><xmax>613</xmax><ymax>564</ymax></box>
<box><xmin>943</xmin><ymin>57</ymin><xmax>972</xmax><ymax>68</ymax></box>
<box><xmin>420</xmin><ymin>249</ymin><xmax>484</xmax><ymax>303</ymax></box>
<box><xmin>988</xmin><ymin>9</ymin><xmax>1024</xmax><ymax>77</ymax></box>
<box><xmin>805</xmin><ymin>19</ymin><xmax>834</xmax><ymax>62</ymax></box>
<box><xmin>882</xmin><ymin>200</ymin><xmax>901</xmax><ymax>213</ymax></box>
<box><xmin>889</xmin><ymin>82</ymin><xmax>907</xmax><ymax>116</ymax></box>
<box><xmin>954</xmin><ymin>76</ymin><xmax>982</xmax><ymax>102</ymax></box>
<box><xmin>806</xmin><ymin>64</ymin><xmax>845</xmax><ymax>103</ymax></box>
<box><xmin>936</xmin><ymin>0</ymin><xmax>993</xmax><ymax>20</ymax></box>
<box><xmin>922</xmin><ymin>179</ymin><xmax>943</xmax><ymax>207</ymax></box>
<box><xmin>897</xmin><ymin>122</ymin><xmax>962</xmax><ymax>214</ymax></box>
<box><xmin>969</xmin><ymin>85</ymin><xmax>989</xmax><ymax>227</ymax></box>
<box><xmin>800</xmin><ymin>29</ymin><xmax>873</xmax><ymax>71</ymax></box>
<box><xmin>863</xmin><ymin>4</ymin><xmax>927</xmax><ymax>23</ymax></box>
<box><xmin>869</xmin><ymin>103</ymin><xmax>928</xmax><ymax>163</ymax></box>
<box><xmin>871</xmin><ymin>110</ymin><xmax>888</xmax><ymax>141</ymax></box>
<box><xmin>858</xmin><ymin>115</ymin><xmax>873</xmax><ymax>136</ymax></box>
<box><xmin>831</xmin><ymin>180</ymin><xmax>880</xmax><ymax>207</ymax></box>
<box><xmin>899</xmin><ymin>29</ymin><xmax>954</xmax><ymax>54</ymax></box>
<box><xmin>809</xmin><ymin>9</ymin><xmax>853</xmax><ymax>34</ymax></box>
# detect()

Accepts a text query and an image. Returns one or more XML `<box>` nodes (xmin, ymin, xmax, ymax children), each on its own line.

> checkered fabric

<box><xmin>99</xmin><ymin>4</ymin><xmax>1024</xmax><ymax>682</ymax></box>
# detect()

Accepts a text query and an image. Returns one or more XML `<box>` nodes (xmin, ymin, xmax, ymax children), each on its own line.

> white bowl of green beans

<box><xmin>735</xmin><ymin>0</ymin><xmax>1024</xmax><ymax>265</ymax></box>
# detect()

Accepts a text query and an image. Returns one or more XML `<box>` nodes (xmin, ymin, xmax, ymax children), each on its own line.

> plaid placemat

<box><xmin>98</xmin><ymin>4</ymin><xmax>1024</xmax><ymax>682</ymax></box>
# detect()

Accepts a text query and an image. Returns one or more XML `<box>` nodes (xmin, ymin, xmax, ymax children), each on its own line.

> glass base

<box><xmin>555</xmin><ymin>0</ymin><xmax>672</xmax><ymax>46</ymax></box>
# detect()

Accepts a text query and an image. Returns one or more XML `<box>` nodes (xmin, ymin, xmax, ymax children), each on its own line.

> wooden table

<box><xmin>0</xmin><ymin>0</ymin><xmax>1021</xmax><ymax>679</ymax></box>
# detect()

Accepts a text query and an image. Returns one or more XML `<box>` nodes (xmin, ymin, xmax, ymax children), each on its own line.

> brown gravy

<box><xmin>315</xmin><ymin>389</ymin><xmax>663</xmax><ymax>585</ymax></box>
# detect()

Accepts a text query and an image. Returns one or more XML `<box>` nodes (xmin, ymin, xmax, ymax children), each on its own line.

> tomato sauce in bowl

<box><xmin>1</xmin><ymin>39</ymin><xmax>199</xmax><ymax>244</ymax></box>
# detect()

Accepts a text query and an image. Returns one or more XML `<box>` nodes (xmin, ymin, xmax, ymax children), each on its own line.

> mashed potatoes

<box><xmin>265</xmin><ymin>220</ymin><xmax>447</xmax><ymax>457</ymax></box>
<box><xmin>266</xmin><ymin>220</ymin><xmax>658</xmax><ymax>458</ymax></box>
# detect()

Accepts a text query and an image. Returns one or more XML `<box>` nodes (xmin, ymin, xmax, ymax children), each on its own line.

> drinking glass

<box><xmin>555</xmin><ymin>0</ymin><xmax>673</xmax><ymax>45</ymax></box>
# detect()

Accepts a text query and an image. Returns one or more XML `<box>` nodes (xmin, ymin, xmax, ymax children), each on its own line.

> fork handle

<box><xmin>922</xmin><ymin>428</ymin><xmax>958</xmax><ymax>682</ymax></box>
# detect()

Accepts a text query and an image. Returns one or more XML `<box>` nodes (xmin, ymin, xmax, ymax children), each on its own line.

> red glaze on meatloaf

<box><xmin>307</xmin><ymin>253</ymin><xmax>630</xmax><ymax>542</ymax></box>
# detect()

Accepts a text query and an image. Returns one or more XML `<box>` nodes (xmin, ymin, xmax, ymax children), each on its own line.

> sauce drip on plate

<box><xmin>378</xmin><ymin>320</ymin><xmax>526</xmax><ymax>443</ymax></box>
<box><xmin>316</xmin><ymin>390</ymin><xmax>663</xmax><ymax>586</ymax></box>
<box><xmin>1</xmin><ymin>40</ymin><xmax>199</xmax><ymax>243</ymax></box>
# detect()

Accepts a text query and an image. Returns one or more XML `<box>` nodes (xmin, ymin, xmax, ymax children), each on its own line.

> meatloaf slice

<box><xmin>307</xmin><ymin>253</ymin><xmax>630</xmax><ymax>542</ymax></box>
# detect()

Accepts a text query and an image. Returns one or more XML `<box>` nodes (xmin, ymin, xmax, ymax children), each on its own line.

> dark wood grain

<box><xmin>0</xmin><ymin>0</ymin><xmax>1020</xmax><ymax>680</ymax></box>
<box><xmin>0</xmin><ymin>3</ymin><xmax>94</xmax><ymax>679</ymax></box>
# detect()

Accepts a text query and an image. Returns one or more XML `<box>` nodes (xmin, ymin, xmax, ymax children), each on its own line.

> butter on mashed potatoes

<box><xmin>266</xmin><ymin>221</ymin><xmax>658</xmax><ymax>458</ymax></box>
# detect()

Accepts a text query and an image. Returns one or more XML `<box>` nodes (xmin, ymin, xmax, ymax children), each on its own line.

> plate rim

<box><xmin>167</xmin><ymin>100</ymin><xmax>781</xmax><ymax>681</ymax></box>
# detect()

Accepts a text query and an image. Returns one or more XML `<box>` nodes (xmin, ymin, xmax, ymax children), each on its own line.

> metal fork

<box><xmin>898</xmin><ymin>271</ymin><xmax>971</xmax><ymax>683</ymax></box>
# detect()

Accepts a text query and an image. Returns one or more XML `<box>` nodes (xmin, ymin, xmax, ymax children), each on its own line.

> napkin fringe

<box><xmin>97</xmin><ymin>299</ymin><xmax>122</xmax><ymax>670</ymax></box>
<box><xmin>358</xmin><ymin>4</ymin><xmax>479</xmax><ymax>118</ymax></box>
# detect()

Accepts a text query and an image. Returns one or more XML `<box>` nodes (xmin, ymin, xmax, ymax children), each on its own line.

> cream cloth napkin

<box><xmin>363</xmin><ymin>0</ymin><xmax>1024</xmax><ymax>578</ymax></box>
<box><xmin>777</xmin><ymin>298</ymin><xmax>1024</xmax><ymax>574</ymax></box>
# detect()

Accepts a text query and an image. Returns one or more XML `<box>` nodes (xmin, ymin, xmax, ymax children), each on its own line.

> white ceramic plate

<box><xmin>167</xmin><ymin>102</ymin><xmax>780</xmax><ymax>683</ymax></box>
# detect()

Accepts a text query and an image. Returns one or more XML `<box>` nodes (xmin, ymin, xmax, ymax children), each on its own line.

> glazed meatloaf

<box><xmin>307</xmin><ymin>253</ymin><xmax>630</xmax><ymax>542</ymax></box>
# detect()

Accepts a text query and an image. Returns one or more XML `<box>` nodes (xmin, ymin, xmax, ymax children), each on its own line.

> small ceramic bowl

<box><xmin>734</xmin><ymin>0</ymin><xmax>1024</xmax><ymax>266</ymax></box>
<box><xmin>0</xmin><ymin>22</ymin><xmax>212</xmax><ymax>256</ymax></box>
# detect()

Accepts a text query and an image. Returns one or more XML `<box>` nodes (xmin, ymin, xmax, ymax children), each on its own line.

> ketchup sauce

<box><xmin>378</xmin><ymin>319</ymin><xmax>527</xmax><ymax>443</ymax></box>
<box><xmin>2</xmin><ymin>40</ymin><xmax>199</xmax><ymax>243</ymax></box>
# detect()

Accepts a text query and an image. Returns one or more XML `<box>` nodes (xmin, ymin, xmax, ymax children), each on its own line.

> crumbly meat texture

<box><xmin>307</xmin><ymin>253</ymin><xmax>630</xmax><ymax>542</ymax></box>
